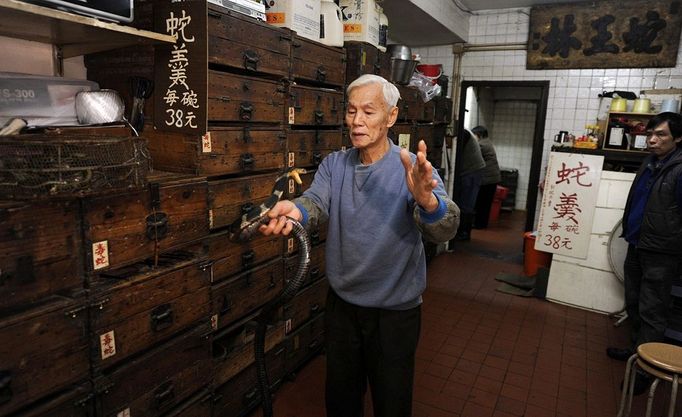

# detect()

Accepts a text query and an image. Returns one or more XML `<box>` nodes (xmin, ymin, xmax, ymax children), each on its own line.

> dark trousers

<box><xmin>325</xmin><ymin>290</ymin><xmax>421</xmax><ymax>417</ymax></box>
<box><xmin>624</xmin><ymin>245</ymin><xmax>681</xmax><ymax>348</ymax></box>
<box><xmin>474</xmin><ymin>183</ymin><xmax>498</xmax><ymax>228</ymax></box>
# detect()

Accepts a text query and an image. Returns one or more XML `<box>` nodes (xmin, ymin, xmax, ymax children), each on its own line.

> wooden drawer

<box><xmin>291</xmin><ymin>36</ymin><xmax>345</xmax><ymax>87</ymax></box>
<box><xmin>210</xmin><ymin>257</ymin><xmax>284</xmax><ymax>331</ymax></box>
<box><xmin>0</xmin><ymin>200</ymin><xmax>82</xmax><ymax>311</ymax></box>
<box><xmin>207</xmin><ymin>7</ymin><xmax>292</xmax><ymax>79</ymax></box>
<box><xmin>344</xmin><ymin>41</ymin><xmax>380</xmax><ymax>82</ymax></box>
<box><xmin>10</xmin><ymin>382</ymin><xmax>93</xmax><ymax>417</ymax></box>
<box><xmin>94</xmin><ymin>325</ymin><xmax>212</xmax><ymax>417</ymax></box>
<box><xmin>288</xmin><ymin>85</ymin><xmax>344</xmax><ymax>126</ymax></box>
<box><xmin>207</xmin><ymin>171</ymin><xmax>279</xmax><ymax>231</ymax></box>
<box><xmin>287</xmin><ymin>129</ymin><xmax>342</xmax><ymax>169</ymax></box>
<box><xmin>389</xmin><ymin>122</ymin><xmax>417</xmax><ymax>152</ymax></box>
<box><xmin>82</xmin><ymin>172</ymin><xmax>208</xmax><ymax>272</ymax></box>
<box><xmin>213</xmin><ymin>313</ymin><xmax>286</xmax><ymax>386</ymax></box>
<box><xmin>146</xmin><ymin>126</ymin><xmax>286</xmax><ymax>176</ymax></box>
<box><xmin>0</xmin><ymin>297</ymin><xmax>88</xmax><ymax>416</ymax></box>
<box><xmin>161</xmin><ymin>389</ymin><xmax>213</xmax><ymax>417</ymax></box>
<box><xmin>284</xmin><ymin>312</ymin><xmax>325</xmax><ymax>375</ymax></box>
<box><xmin>284</xmin><ymin>222</ymin><xmax>328</xmax><ymax>253</ymax></box>
<box><xmin>283</xmin><ymin>278</ymin><xmax>328</xmax><ymax>335</ymax></box>
<box><xmin>421</xmin><ymin>100</ymin><xmax>436</xmax><ymax>122</ymax></box>
<box><xmin>397</xmin><ymin>86</ymin><xmax>423</xmax><ymax>122</ymax></box>
<box><xmin>284</xmin><ymin>244</ymin><xmax>326</xmax><ymax>288</ymax></box>
<box><xmin>212</xmin><ymin>342</ymin><xmax>286</xmax><ymax>417</ymax></box>
<box><xmin>205</xmin><ymin>230</ymin><xmax>283</xmax><ymax>283</ymax></box>
<box><xmin>208</xmin><ymin>70</ymin><xmax>286</xmax><ymax>124</ymax></box>
<box><xmin>89</xmin><ymin>254</ymin><xmax>211</xmax><ymax>369</ymax></box>
<box><xmin>285</xmin><ymin>168</ymin><xmax>316</xmax><ymax>199</ymax></box>
<box><xmin>377</xmin><ymin>50</ymin><xmax>392</xmax><ymax>80</ymax></box>
<box><xmin>434</xmin><ymin>97</ymin><xmax>453</xmax><ymax>124</ymax></box>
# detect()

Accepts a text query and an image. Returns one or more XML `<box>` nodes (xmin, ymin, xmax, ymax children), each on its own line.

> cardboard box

<box><xmin>266</xmin><ymin>0</ymin><xmax>321</xmax><ymax>42</ymax></box>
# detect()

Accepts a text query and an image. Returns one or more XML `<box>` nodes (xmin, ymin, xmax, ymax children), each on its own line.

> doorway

<box><xmin>455</xmin><ymin>81</ymin><xmax>550</xmax><ymax>232</ymax></box>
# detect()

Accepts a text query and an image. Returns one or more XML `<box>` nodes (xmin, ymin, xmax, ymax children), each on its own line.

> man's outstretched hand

<box><xmin>400</xmin><ymin>140</ymin><xmax>439</xmax><ymax>213</ymax></box>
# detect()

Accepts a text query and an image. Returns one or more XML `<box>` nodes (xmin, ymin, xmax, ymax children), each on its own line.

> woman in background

<box><xmin>472</xmin><ymin>126</ymin><xmax>501</xmax><ymax>229</ymax></box>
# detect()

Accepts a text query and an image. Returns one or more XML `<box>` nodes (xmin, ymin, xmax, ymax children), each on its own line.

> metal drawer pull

<box><xmin>150</xmin><ymin>304</ymin><xmax>174</xmax><ymax>331</ymax></box>
<box><xmin>316</xmin><ymin>66</ymin><xmax>327</xmax><ymax>82</ymax></box>
<box><xmin>240</xmin><ymin>102</ymin><xmax>254</xmax><ymax>121</ymax></box>
<box><xmin>0</xmin><ymin>371</ymin><xmax>12</xmax><ymax>404</ymax></box>
<box><xmin>243</xmin><ymin>50</ymin><xmax>260</xmax><ymax>71</ymax></box>
<box><xmin>145</xmin><ymin>212</ymin><xmax>169</xmax><ymax>240</ymax></box>
<box><xmin>153</xmin><ymin>381</ymin><xmax>175</xmax><ymax>409</ymax></box>
<box><xmin>314</xmin><ymin>111</ymin><xmax>324</xmax><ymax>124</ymax></box>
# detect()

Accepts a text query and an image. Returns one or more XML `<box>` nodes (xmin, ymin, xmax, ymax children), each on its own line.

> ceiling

<box><xmin>383</xmin><ymin>0</ymin><xmax>587</xmax><ymax>46</ymax></box>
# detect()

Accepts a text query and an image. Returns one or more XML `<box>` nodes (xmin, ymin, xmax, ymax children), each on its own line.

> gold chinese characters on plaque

<box><xmin>527</xmin><ymin>0</ymin><xmax>682</xmax><ymax>69</ymax></box>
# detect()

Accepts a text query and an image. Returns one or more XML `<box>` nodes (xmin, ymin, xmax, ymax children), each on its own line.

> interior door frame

<box><xmin>454</xmin><ymin>80</ymin><xmax>550</xmax><ymax>232</ymax></box>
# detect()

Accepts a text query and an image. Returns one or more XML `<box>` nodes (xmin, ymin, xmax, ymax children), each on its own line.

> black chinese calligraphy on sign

<box><xmin>154</xmin><ymin>0</ymin><xmax>208</xmax><ymax>134</ymax></box>
<box><xmin>528</xmin><ymin>0</ymin><xmax>682</xmax><ymax>69</ymax></box>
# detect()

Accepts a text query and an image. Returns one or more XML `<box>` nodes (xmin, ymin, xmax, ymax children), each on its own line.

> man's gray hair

<box><xmin>346</xmin><ymin>74</ymin><xmax>401</xmax><ymax>108</ymax></box>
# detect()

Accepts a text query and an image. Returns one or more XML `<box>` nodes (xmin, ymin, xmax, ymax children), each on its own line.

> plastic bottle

<box><xmin>320</xmin><ymin>0</ymin><xmax>344</xmax><ymax>47</ymax></box>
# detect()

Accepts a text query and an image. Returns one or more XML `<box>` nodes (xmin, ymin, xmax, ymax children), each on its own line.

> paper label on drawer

<box><xmin>201</xmin><ymin>132</ymin><xmax>212</xmax><ymax>153</ymax></box>
<box><xmin>289</xmin><ymin>179</ymin><xmax>295</xmax><ymax>194</ymax></box>
<box><xmin>267</xmin><ymin>12</ymin><xmax>285</xmax><ymax>24</ymax></box>
<box><xmin>398</xmin><ymin>134</ymin><xmax>410</xmax><ymax>150</ymax></box>
<box><xmin>285</xmin><ymin>319</ymin><xmax>292</xmax><ymax>334</ymax></box>
<box><xmin>116</xmin><ymin>409</ymin><xmax>131</xmax><ymax>417</ymax></box>
<box><xmin>287</xmin><ymin>238</ymin><xmax>295</xmax><ymax>253</ymax></box>
<box><xmin>288</xmin><ymin>107</ymin><xmax>295</xmax><ymax>124</ymax></box>
<box><xmin>208</xmin><ymin>209</ymin><xmax>214</xmax><ymax>229</ymax></box>
<box><xmin>288</xmin><ymin>152</ymin><xmax>295</xmax><ymax>167</ymax></box>
<box><xmin>211</xmin><ymin>314</ymin><xmax>218</xmax><ymax>331</ymax></box>
<box><xmin>341</xmin><ymin>146</ymin><xmax>347</xmax><ymax>151</ymax></box>
<box><xmin>100</xmin><ymin>330</ymin><xmax>116</xmax><ymax>360</ymax></box>
<box><xmin>92</xmin><ymin>240</ymin><xmax>109</xmax><ymax>270</ymax></box>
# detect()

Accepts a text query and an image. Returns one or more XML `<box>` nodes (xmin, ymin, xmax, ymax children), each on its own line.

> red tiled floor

<box><xmin>249</xmin><ymin>211</ymin><xmax>682</xmax><ymax>417</ymax></box>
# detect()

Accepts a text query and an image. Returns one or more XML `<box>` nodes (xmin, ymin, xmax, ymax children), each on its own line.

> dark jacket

<box><xmin>622</xmin><ymin>148</ymin><xmax>682</xmax><ymax>254</ymax></box>
<box><xmin>478</xmin><ymin>137</ymin><xmax>501</xmax><ymax>185</ymax></box>
<box><xmin>459</xmin><ymin>133</ymin><xmax>485</xmax><ymax>176</ymax></box>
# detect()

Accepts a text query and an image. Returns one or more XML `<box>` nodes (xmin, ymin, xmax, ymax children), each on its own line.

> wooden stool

<box><xmin>617</xmin><ymin>342</ymin><xmax>682</xmax><ymax>417</ymax></box>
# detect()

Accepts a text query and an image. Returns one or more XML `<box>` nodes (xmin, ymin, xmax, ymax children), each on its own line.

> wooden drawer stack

<box><xmin>84</xmin><ymin>1</ymin><xmax>339</xmax><ymax>416</ymax></box>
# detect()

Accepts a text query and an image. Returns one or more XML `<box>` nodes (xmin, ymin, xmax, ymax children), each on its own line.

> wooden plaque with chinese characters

<box><xmin>527</xmin><ymin>0</ymin><xmax>682</xmax><ymax>69</ymax></box>
<box><xmin>154</xmin><ymin>0</ymin><xmax>208</xmax><ymax>134</ymax></box>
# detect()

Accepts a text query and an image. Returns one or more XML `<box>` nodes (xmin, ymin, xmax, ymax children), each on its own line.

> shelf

<box><xmin>0</xmin><ymin>0</ymin><xmax>175</xmax><ymax>58</ymax></box>
<box><xmin>608</xmin><ymin>111</ymin><xmax>656</xmax><ymax>116</ymax></box>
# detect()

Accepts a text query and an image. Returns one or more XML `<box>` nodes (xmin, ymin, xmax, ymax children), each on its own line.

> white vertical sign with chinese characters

<box><xmin>535</xmin><ymin>152</ymin><xmax>604</xmax><ymax>259</ymax></box>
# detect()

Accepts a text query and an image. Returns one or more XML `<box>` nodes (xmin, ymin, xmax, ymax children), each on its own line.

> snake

<box><xmin>228</xmin><ymin>167</ymin><xmax>311</xmax><ymax>417</ymax></box>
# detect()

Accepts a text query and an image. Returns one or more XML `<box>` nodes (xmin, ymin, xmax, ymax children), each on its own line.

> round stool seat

<box><xmin>637</xmin><ymin>342</ymin><xmax>682</xmax><ymax>374</ymax></box>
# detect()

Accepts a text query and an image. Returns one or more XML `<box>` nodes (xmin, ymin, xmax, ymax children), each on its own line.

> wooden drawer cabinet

<box><xmin>205</xmin><ymin>231</ymin><xmax>283</xmax><ymax>283</ymax></box>
<box><xmin>0</xmin><ymin>200</ymin><xmax>81</xmax><ymax>311</ymax></box>
<box><xmin>146</xmin><ymin>126</ymin><xmax>286</xmax><ymax>177</ymax></box>
<box><xmin>287</xmin><ymin>129</ymin><xmax>342</xmax><ymax>169</ymax></box>
<box><xmin>345</xmin><ymin>41</ymin><xmax>380</xmax><ymax>81</ymax></box>
<box><xmin>288</xmin><ymin>85</ymin><xmax>344</xmax><ymax>126</ymax></box>
<box><xmin>291</xmin><ymin>36</ymin><xmax>345</xmax><ymax>87</ymax></box>
<box><xmin>282</xmin><ymin>278</ymin><xmax>328</xmax><ymax>335</ymax></box>
<box><xmin>284</xmin><ymin>312</ymin><xmax>325</xmax><ymax>375</ymax></box>
<box><xmin>207</xmin><ymin>71</ymin><xmax>286</xmax><ymax>124</ymax></box>
<box><xmin>285</xmin><ymin>244</ymin><xmax>326</xmax><ymax>288</ymax></box>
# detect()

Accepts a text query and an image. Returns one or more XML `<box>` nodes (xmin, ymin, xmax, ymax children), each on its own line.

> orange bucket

<box><xmin>523</xmin><ymin>232</ymin><xmax>553</xmax><ymax>277</ymax></box>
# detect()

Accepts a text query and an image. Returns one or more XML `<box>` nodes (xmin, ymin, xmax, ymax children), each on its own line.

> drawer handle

<box><xmin>153</xmin><ymin>381</ymin><xmax>175</xmax><ymax>410</ymax></box>
<box><xmin>243</xmin><ymin>387</ymin><xmax>259</xmax><ymax>404</ymax></box>
<box><xmin>240</xmin><ymin>153</ymin><xmax>255</xmax><ymax>171</ymax></box>
<box><xmin>0</xmin><ymin>370</ymin><xmax>12</xmax><ymax>405</ymax></box>
<box><xmin>311</xmin><ymin>230</ymin><xmax>320</xmax><ymax>245</ymax></box>
<box><xmin>220</xmin><ymin>295</ymin><xmax>232</xmax><ymax>315</ymax></box>
<box><xmin>243</xmin><ymin>50</ymin><xmax>260</xmax><ymax>71</ymax></box>
<box><xmin>150</xmin><ymin>304</ymin><xmax>174</xmax><ymax>332</ymax></box>
<box><xmin>239</xmin><ymin>102</ymin><xmax>253</xmax><ymax>121</ymax></box>
<box><xmin>308</xmin><ymin>339</ymin><xmax>320</xmax><ymax>350</ymax></box>
<box><xmin>310</xmin><ymin>303</ymin><xmax>320</xmax><ymax>314</ymax></box>
<box><xmin>310</xmin><ymin>267</ymin><xmax>320</xmax><ymax>280</ymax></box>
<box><xmin>145</xmin><ymin>212</ymin><xmax>169</xmax><ymax>241</ymax></box>
<box><xmin>241</xmin><ymin>202</ymin><xmax>254</xmax><ymax>215</ymax></box>
<box><xmin>373</xmin><ymin>62</ymin><xmax>381</xmax><ymax>74</ymax></box>
<box><xmin>312</xmin><ymin>151</ymin><xmax>323</xmax><ymax>166</ymax></box>
<box><xmin>316</xmin><ymin>66</ymin><xmax>327</xmax><ymax>82</ymax></box>
<box><xmin>314</xmin><ymin>111</ymin><xmax>324</xmax><ymax>125</ymax></box>
<box><xmin>242</xmin><ymin>250</ymin><xmax>255</xmax><ymax>268</ymax></box>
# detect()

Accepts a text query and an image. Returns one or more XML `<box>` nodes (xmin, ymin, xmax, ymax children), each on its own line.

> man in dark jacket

<box><xmin>607</xmin><ymin>112</ymin><xmax>682</xmax><ymax>392</ymax></box>
<box><xmin>472</xmin><ymin>126</ymin><xmax>501</xmax><ymax>229</ymax></box>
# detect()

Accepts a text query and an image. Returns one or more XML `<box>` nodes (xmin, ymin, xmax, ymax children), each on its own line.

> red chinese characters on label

<box><xmin>100</xmin><ymin>330</ymin><xmax>116</xmax><ymax>360</ymax></box>
<box><xmin>92</xmin><ymin>240</ymin><xmax>110</xmax><ymax>270</ymax></box>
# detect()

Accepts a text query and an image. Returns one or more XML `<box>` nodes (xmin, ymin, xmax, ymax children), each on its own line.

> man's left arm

<box><xmin>413</xmin><ymin>193</ymin><xmax>460</xmax><ymax>243</ymax></box>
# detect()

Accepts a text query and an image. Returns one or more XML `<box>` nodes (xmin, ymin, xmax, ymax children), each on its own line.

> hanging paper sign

<box><xmin>535</xmin><ymin>152</ymin><xmax>604</xmax><ymax>259</ymax></box>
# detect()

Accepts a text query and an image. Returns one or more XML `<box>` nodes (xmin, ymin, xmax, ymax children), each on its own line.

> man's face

<box><xmin>647</xmin><ymin>121</ymin><xmax>682</xmax><ymax>159</ymax></box>
<box><xmin>345</xmin><ymin>83</ymin><xmax>398</xmax><ymax>150</ymax></box>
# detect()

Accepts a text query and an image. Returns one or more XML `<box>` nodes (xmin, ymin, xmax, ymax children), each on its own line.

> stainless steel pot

<box><xmin>387</xmin><ymin>44</ymin><xmax>412</xmax><ymax>60</ymax></box>
<box><xmin>390</xmin><ymin>58</ymin><xmax>418</xmax><ymax>85</ymax></box>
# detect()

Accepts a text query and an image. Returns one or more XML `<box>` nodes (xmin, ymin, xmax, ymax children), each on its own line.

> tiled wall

<box><xmin>413</xmin><ymin>6</ymin><xmax>682</xmax><ymax>222</ymax></box>
<box><xmin>491</xmin><ymin>101</ymin><xmax>536</xmax><ymax>210</ymax></box>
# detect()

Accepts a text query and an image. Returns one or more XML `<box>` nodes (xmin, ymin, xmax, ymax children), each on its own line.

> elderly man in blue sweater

<box><xmin>260</xmin><ymin>74</ymin><xmax>459</xmax><ymax>417</ymax></box>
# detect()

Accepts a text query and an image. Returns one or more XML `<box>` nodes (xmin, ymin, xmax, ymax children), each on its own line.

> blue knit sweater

<box><xmin>295</xmin><ymin>142</ymin><xmax>448</xmax><ymax>310</ymax></box>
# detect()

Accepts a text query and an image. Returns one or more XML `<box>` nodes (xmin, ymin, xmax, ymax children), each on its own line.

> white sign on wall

<box><xmin>535</xmin><ymin>152</ymin><xmax>604</xmax><ymax>259</ymax></box>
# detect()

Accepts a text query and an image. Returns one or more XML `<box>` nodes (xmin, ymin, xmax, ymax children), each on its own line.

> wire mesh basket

<box><xmin>0</xmin><ymin>135</ymin><xmax>150</xmax><ymax>200</ymax></box>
